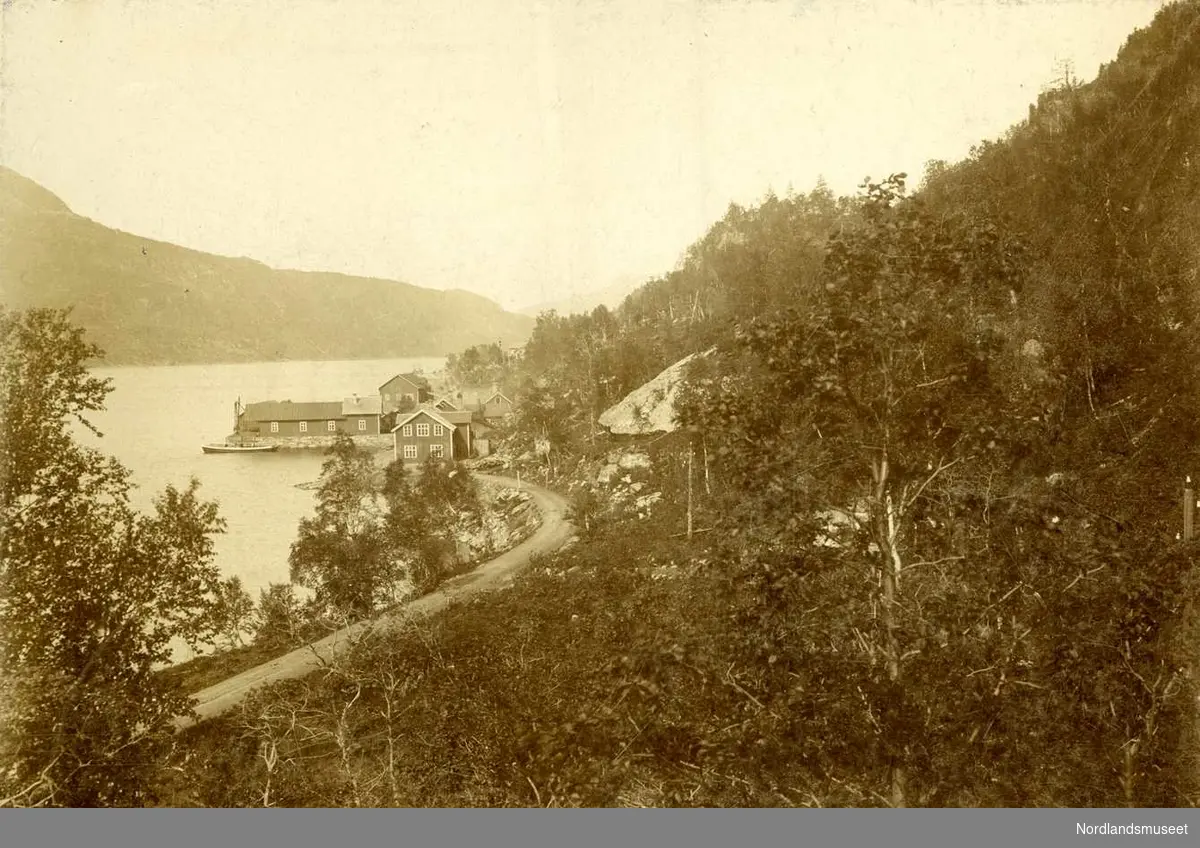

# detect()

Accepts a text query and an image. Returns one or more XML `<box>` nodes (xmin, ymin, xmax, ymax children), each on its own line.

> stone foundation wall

<box><xmin>264</xmin><ymin>434</ymin><xmax>393</xmax><ymax>453</ymax></box>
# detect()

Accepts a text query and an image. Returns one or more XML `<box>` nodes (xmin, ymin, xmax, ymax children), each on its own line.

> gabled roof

<box><xmin>390</xmin><ymin>407</ymin><xmax>456</xmax><ymax>433</ymax></box>
<box><xmin>482</xmin><ymin>391</ymin><xmax>513</xmax><ymax>406</ymax></box>
<box><xmin>435</xmin><ymin>409</ymin><xmax>475</xmax><ymax>425</ymax></box>
<box><xmin>342</xmin><ymin>396</ymin><xmax>382</xmax><ymax>416</ymax></box>
<box><xmin>379</xmin><ymin>372</ymin><xmax>429</xmax><ymax>392</ymax></box>
<box><xmin>243</xmin><ymin>401</ymin><xmax>344</xmax><ymax>422</ymax></box>
<box><xmin>431</xmin><ymin>397</ymin><xmax>459</xmax><ymax>410</ymax></box>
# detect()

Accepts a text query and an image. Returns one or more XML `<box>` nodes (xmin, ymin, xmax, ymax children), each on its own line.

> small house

<box><xmin>480</xmin><ymin>391</ymin><xmax>514</xmax><ymax>420</ymax></box>
<box><xmin>379</xmin><ymin>373</ymin><xmax>432</xmax><ymax>414</ymax></box>
<box><xmin>392</xmin><ymin>408</ymin><xmax>457</xmax><ymax>463</ymax></box>
<box><xmin>467</xmin><ymin>418</ymin><xmax>495</xmax><ymax>457</ymax></box>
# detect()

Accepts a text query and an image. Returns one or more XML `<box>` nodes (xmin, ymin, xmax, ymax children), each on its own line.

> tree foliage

<box><xmin>446</xmin><ymin>342</ymin><xmax>508</xmax><ymax>388</ymax></box>
<box><xmin>675</xmin><ymin>173</ymin><xmax>1197</xmax><ymax>805</ymax></box>
<box><xmin>289</xmin><ymin>434</ymin><xmax>399</xmax><ymax>620</ymax></box>
<box><xmin>480</xmin><ymin>183</ymin><xmax>855</xmax><ymax>458</ymax></box>
<box><xmin>289</xmin><ymin>438</ymin><xmax>482</xmax><ymax>619</ymax></box>
<box><xmin>0</xmin><ymin>307</ymin><xmax>230</xmax><ymax>807</ymax></box>
<box><xmin>212</xmin><ymin>577</ymin><xmax>257</xmax><ymax>650</ymax></box>
<box><xmin>382</xmin><ymin>457</ymin><xmax>480</xmax><ymax>594</ymax></box>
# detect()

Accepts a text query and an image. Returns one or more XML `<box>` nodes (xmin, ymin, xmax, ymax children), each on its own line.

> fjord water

<box><xmin>76</xmin><ymin>358</ymin><xmax>443</xmax><ymax>606</ymax></box>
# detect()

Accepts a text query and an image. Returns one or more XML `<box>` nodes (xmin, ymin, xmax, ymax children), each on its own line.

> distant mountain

<box><xmin>518</xmin><ymin>274</ymin><xmax>646</xmax><ymax>318</ymax></box>
<box><xmin>0</xmin><ymin>167</ymin><xmax>534</xmax><ymax>365</ymax></box>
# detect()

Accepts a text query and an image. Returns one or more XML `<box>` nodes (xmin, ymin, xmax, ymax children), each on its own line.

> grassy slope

<box><xmin>168</xmin><ymin>516</ymin><xmax>757</xmax><ymax>808</ymax></box>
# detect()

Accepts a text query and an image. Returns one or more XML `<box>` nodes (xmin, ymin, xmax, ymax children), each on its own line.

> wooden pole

<box><xmin>687</xmin><ymin>444</ymin><xmax>694</xmax><ymax>540</ymax></box>
<box><xmin>1185</xmin><ymin>476</ymin><xmax>1194</xmax><ymax>542</ymax></box>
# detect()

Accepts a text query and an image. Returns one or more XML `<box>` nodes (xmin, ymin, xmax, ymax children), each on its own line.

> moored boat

<box><xmin>202</xmin><ymin>398</ymin><xmax>278</xmax><ymax>454</ymax></box>
<box><xmin>202</xmin><ymin>442</ymin><xmax>278</xmax><ymax>454</ymax></box>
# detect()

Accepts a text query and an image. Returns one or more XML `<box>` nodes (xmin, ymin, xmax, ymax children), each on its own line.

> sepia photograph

<box><xmin>2</xmin><ymin>0</ymin><xmax>1200</xmax><ymax>840</ymax></box>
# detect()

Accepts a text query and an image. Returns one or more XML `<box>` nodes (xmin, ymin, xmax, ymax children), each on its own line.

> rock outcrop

<box><xmin>597</xmin><ymin>348</ymin><xmax>714</xmax><ymax>435</ymax></box>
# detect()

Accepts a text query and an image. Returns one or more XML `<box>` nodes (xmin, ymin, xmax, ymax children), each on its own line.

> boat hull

<box><xmin>201</xmin><ymin>443</ymin><xmax>279</xmax><ymax>454</ymax></box>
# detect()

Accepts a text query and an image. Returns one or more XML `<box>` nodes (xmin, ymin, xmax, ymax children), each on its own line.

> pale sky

<box><xmin>0</xmin><ymin>0</ymin><xmax>1170</xmax><ymax>310</ymax></box>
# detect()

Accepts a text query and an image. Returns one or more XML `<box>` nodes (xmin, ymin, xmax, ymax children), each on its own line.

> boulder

<box><xmin>598</xmin><ymin>348</ymin><xmax>715</xmax><ymax>435</ymax></box>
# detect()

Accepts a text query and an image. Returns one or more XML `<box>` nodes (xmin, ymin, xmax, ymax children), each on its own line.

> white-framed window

<box><xmin>270</xmin><ymin>421</ymin><xmax>279</xmax><ymax>433</ymax></box>
<box><xmin>327</xmin><ymin>420</ymin><xmax>337</xmax><ymax>432</ymax></box>
<box><xmin>430</xmin><ymin>443</ymin><xmax>445</xmax><ymax>459</ymax></box>
<box><xmin>384</xmin><ymin>393</ymin><xmax>391</xmax><ymax>401</ymax></box>
<box><xmin>357</xmin><ymin>419</ymin><xmax>366</xmax><ymax>432</ymax></box>
<box><xmin>404</xmin><ymin>393</ymin><xmax>414</xmax><ymax>402</ymax></box>
<box><xmin>416</xmin><ymin>423</ymin><xmax>430</xmax><ymax>437</ymax></box>
<box><xmin>433</xmin><ymin>423</ymin><xmax>444</xmax><ymax>436</ymax></box>
<box><xmin>299</xmin><ymin>421</ymin><xmax>308</xmax><ymax>433</ymax></box>
<box><xmin>403</xmin><ymin>444</ymin><xmax>418</xmax><ymax>459</ymax></box>
<box><xmin>402</xmin><ymin>424</ymin><xmax>413</xmax><ymax>437</ymax></box>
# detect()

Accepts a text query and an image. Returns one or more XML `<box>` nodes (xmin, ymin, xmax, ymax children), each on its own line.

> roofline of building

<box><xmin>390</xmin><ymin>407</ymin><xmax>457</xmax><ymax>432</ymax></box>
<box><xmin>378</xmin><ymin>372</ymin><xmax>427</xmax><ymax>391</ymax></box>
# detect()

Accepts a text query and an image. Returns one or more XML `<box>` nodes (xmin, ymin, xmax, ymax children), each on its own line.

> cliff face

<box><xmin>0</xmin><ymin>167</ymin><xmax>533</xmax><ymax>365</ymax></box>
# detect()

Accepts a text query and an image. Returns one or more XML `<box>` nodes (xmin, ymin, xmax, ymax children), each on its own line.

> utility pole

<box><xmin>1184</xmin><ymin>476</ymin><xmax>1194</xmax><ymax>541</ymax></box>
<box><xmin>687</xmin><ymin>443</ymin><xmax>694</xmax><ymax>540</ymax></box>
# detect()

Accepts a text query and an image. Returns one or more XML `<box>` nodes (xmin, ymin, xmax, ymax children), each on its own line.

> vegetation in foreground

<box><xmin>0</xmin><ymin>311</ymin><xmax>526</xmax><ymax>805</ymax></box>
<box><xmin>0</xmin><ymin>307</ymin><xmax>242</xmax><ymax>806</ymax></box>
<box><xmin>7</xmin><ymin>5</ymin><xmax>1200</xmax><ymax>807</ymax></box>
<box><xmin>165</xmin><ymin>447</ymin><xmax>1199</xmax><ymax>806</ymax></box>
<box><xmin>162</xmin><ymin>447</ymin><xmax>539</xmax><ymax>696</ymax></box>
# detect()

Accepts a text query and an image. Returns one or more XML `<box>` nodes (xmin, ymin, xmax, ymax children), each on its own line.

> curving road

<box><xmin>173</xmin><ymin>474</ymin><xmax>573</xmax><ymax>730</ymax></box>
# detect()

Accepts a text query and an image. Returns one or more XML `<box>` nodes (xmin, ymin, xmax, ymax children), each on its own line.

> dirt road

<box><xmin>174</xmin><ymin>474</ymin><xmax>573</xmax><ymax>730</ymax></box>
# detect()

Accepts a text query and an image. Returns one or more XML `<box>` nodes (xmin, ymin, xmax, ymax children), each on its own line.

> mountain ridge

<box><xmin>0</xmin><ymin>167</ymin><xmax>533</xmax><ymax>366</ymax></box>
<box><xmin>517</xmin><ymin>273</ymin><xmax>647</xmax><ymax>318</ymax></box>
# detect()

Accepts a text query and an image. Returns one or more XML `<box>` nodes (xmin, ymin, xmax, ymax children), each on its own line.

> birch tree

<box><xmin>289</xmin><ymin>434</ymin><xmax>397</xmax><ymax>619</ymax></box>
<box><xmin>679</xmin><ymin>176</ymin><xmax>1049</xmax><ymax>805</ymax></box>
<box><xmin>1</xmin><ymin>307</ymin><xmax>229</xmax><ymax>806</ymax></box>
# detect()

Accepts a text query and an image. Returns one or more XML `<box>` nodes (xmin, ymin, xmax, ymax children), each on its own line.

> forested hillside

<box><xmin>915</xmin><ymin>0</ymin><xmax>1200</xmax><ymax>532</ymax></box>
<box><xmin>497</xmin><ymin>183</ymin><xmax>857</xmax><ymax>448</ymax></box>
<box><xmin>0</xmin><ymin>167</ymin><xmax>533</xmax><ymax>365</ymax></box>
<box><xmin>500</xmin><ymin>1</ymin><xmax>1200</xmax><ymax>512</ymax></box>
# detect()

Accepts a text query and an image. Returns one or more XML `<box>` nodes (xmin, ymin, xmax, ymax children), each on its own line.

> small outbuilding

<box><xmin>379</xmin><ymin>373</ymin><xmax>432</xmax><ymax>414</ymax></box>
<box><xmin>480</xmin><ymin>391</ymin><xmax>515</xmax><ymax>420</ymax></box>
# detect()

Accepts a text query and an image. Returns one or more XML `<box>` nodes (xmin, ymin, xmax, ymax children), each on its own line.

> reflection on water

<box><xmin>77</xmin><ymin>357</ymin><xmax>442</xmax><ymax>598</ymax></box>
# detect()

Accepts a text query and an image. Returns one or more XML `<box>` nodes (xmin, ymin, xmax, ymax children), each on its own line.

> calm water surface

<box><xmin>77</xmin><ymin>358</ymin><xmax>443</xmax><ymax>603</ymax></box>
